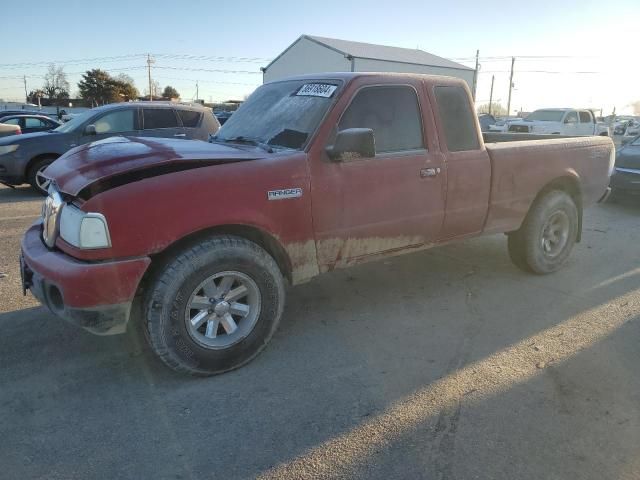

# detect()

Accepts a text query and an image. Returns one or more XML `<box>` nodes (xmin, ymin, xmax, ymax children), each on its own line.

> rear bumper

<box><xmin>598</xmin><ymin>187</ymin><xmax>612</xmax><ymax>203</ymax></box>
<box><xmin>610</xmin><ymin>168</ymin><xmax>640</xmax><ymax>194</ymax></box>
<box><xmin>21</xmin><ymin>222</ymin><xmax>151</xmax><ymax>335</ymax></box>
<box><xmin>0</xmin><ymin>150</ymin><xmax>27</xmax><ymax>184</ymax></box>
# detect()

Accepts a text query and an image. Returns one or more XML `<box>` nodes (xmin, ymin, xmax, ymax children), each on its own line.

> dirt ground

<box><xmin>1</xmin><ymin>183</ymin><xmax>639</xmax><ymax>479</ymax></box>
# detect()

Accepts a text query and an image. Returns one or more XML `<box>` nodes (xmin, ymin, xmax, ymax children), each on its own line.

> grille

<box><xmin>42</xmin><ymin>188</ymin><xmax>63</xmax><ymax>248</ymax></box>
<box><xmin>508</xmin><ymin>124</ymin><xmax>530</xmax><ymax>133</ymax></box>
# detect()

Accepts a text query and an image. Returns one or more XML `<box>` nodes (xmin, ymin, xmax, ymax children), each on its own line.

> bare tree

<box><xmin>43</xmin><ymin>64</ymin><xmax>70</xmax><ymax>100</ymax></box>
<box><xmin>477</xmin><ymin>102</ymin><xmax>507</xmax><ymax>116</ymax></box>
<box><xmin>144</xmin><ymin>80</ymin><xmax>161</xmax><ymax>99</ymax></box>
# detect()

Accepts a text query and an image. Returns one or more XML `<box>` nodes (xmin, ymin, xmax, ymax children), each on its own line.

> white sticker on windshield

<box><xmin>296</xmin><ymin>84</ymin><xmax>337</xmax><ymax>98</ymax></box>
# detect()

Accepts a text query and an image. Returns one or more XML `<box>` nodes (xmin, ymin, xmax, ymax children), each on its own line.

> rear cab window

<box><xmin>177</xmin><ymin>110</ymin><xmax>202</xmax><ymax>128</ymax></box>
<box><xmin>142</xmin><ymin>108</ymin><xmax>180</xmax><ymax>130</ymax></box>
<box><xmin>434</xmin><ymin>85</ymin><xmax>480</xmax><ymax>152</ymax></box>
<box><xmin>579</xmin><ymin>111</ymin><xmax>593</xmax><ymax>123</ymax></box>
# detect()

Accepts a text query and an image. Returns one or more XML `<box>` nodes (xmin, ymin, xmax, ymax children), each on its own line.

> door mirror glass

<box><xmin>326</xmin><ymin>128</ymin><xmax>375</xmax><ymax>161</ymax></box>
<box><xmin>84</xmin><ymin>124</ymin><xmax>97</xmax><ymax>136</ymax></box>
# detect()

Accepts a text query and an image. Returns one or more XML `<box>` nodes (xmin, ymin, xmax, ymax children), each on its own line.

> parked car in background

<box><xmin>1</xmin><ymin>115</ymin><xmax>61</xmax><ymax>134</ymax></box>
<box><xmin>610</xmin><ymin>134</ymin><xmax>640</xmax><ymax>197</ymax></box>
<box><xmin>0</xmin><ymin>110</ymin><xmax>46</xmax><ymax>121</ymax></box>
<box><xmin>508</xmin><ymin>109</ymin><xmax>610</xmax><ymax>136</ymax></box>
<box><xmin>214</xmin><ymin>110</ymin><xmax>233</xmax><ymax>125</ymax></box>
<box><xmin>0</xmin><ymin>101</ymin><xmax>220</xmax><ymax>193</ymax></box>
<box><xmin>477</xmin><ymin>113</ymin><xmax>496</xmax><ymax>132</ymax></box>
<box><xmin>0</xmin><ymin>123</ymin><xmax>21</xmax><ymax>138</ymax></box>
<box><xmin>21</xmin><ymin>72</ymin><xmax>614</xmax><ymax>375</ymax></box>
<box><xmin>622</xmin><ymin>120</ymin><xmax>640</xmax><ymax>145</ymax></box>
<box><xmin>488</xmin><ymin>116</ymin><xmax>522</xmax><ymax>132</ymax></box>
<box><xmin>613</xmin><ymin>116</ymin><xmax>634</xmax><ymax>135</ymax></box>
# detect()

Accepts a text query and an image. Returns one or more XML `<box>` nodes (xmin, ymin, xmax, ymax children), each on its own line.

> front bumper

<box><xmin>21</xmin><ymin>221</ymin><xmax>151</xmax><ymax>335</ymax></box>
<box><xmin>0</xmin><ymin>150</ymin><xmax>27</xmax><ymax>184</ymax></box>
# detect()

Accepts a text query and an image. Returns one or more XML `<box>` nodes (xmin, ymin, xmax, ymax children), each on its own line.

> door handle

<box><xmin>174</xmin><ymin>133</ymin><xmax>187</xmax><ymax>137</ymax></box>
<box><xmin>420</xmin><ymin>167</ymin><xmax>441</xmax><ymax>178</ymax></box>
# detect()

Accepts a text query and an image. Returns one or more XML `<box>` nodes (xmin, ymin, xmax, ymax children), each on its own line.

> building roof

<box><xmin>264</xmin><ymin>35</ymin><xmax>473</xmax><ymax>72</ymax></box>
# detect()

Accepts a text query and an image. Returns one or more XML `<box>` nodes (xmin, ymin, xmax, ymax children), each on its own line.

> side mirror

<box><xmin>326</xmin><ymin>128</ymin><xmax>375</xmax><ymax>161</ymax></box>
<box><xmin>84</xmin><ymin>124</ymin><xmax>97</xmax><ymax>136</ymax></box>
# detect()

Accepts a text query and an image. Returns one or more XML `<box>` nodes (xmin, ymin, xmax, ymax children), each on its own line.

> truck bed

<box><xmin>483</xmin><ymin>132</ymin><xmax>575</xmax><ymax>143</ymax></box>
<box><xmin>482</xmin><ymin>136</ymin><xmax>613</xmax><ymax>235</ymax></box>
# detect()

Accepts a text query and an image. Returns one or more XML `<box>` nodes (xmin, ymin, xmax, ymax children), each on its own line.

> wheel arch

<box><xmin>146</xmin><ymin>224</ymin><xmax>294</xmax><ymax>285</ymax></box>
<box><xmin>527</xmin><ymin>175</ymin><xmax>583</xmax><ymax>242</ymax></box>
<box><xmin>26</xmin><ymin>153</ymin><xmax>61</xmax><ymax>176</ymax></box>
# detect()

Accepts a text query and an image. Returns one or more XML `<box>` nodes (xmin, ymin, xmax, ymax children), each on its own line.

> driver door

<box><xmin>563</xmin><ymin>110</ymin><xmax>579</xmax><ymax>136</ymax></box>
<box><xmin>309</xmin><ymin>82</ymin><xmax>445</xmax><ymax>270</ymax></box>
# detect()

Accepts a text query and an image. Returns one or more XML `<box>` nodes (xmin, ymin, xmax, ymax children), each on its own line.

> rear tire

<box><xmin>508</xmin><ymin>190</ymin><xmax>578</xmax><ymax>274</ymax></box>
<box><xmin>144</xmin><ymin>235</ymin><xmax>285</xmax><ymax>376</ymax></box>
<box><xmin>27</xmin><ymin>157</ymin><xmax>56</xmax><ymax>194</ymax></box>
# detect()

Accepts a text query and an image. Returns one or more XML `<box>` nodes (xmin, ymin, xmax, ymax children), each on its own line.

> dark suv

<box><xmin>0</xmin><ymin>102</ymin><xmax>220</xmax><ymax>193</ymax></box>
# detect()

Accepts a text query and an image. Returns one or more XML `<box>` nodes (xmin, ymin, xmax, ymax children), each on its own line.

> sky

<box><xmin>2</xmin><ymin>0</ymin><xmax>639</xmax><ymax>113</ymax></box>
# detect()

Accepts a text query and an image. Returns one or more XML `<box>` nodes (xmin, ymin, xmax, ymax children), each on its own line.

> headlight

<box><xmin>0</xmin><ymin>144</ymin><xmax>19</xmax><ymax>156</ymax></box>
<box><xmin>60</xmin><ymin>204</ymin><xmax>111</xmax><ymax>249</ymax></box>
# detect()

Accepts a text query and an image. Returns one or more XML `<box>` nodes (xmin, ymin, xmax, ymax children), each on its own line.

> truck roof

<box><xmin>264</xmin><ymin>71</ymin><xmax>467</xmax><ymax>86</ymax></box>
<box><xmin>88</xmin><ymin>101</ymin><xmax>209</xmax><ymax>113</ymax></box>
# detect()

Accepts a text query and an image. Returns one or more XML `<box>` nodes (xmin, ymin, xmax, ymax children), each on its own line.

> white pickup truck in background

<box><xmin>507</xmin><ymin>108</ymin><xmax>610</xmax><ymax>136</ymax></box>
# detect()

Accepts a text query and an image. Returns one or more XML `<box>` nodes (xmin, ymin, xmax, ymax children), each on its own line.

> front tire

<box><xmin>144</xmin><ymin>236</ymin><xmax>285</xmax><ymax>376</ymax></box>
<box><xmin>27</xmin><ymin>157</ymin><xmax>56</xmax><ymax>194</ymax></box>
<box><xmin>508</xmin><ymin>190</ymin><xmax>578</xmax><ymax>274</ymax></box>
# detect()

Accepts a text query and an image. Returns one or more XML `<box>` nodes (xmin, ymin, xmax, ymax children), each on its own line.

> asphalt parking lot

<box><xmin>1</xmin><ymin>183</ymin><xmax>639</xmax><ymax>480</ymax></box>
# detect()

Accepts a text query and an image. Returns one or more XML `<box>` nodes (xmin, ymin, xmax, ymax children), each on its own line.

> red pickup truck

<box><xmin>21</xmin><ymin>73</ymin><xmax>614</xmax><ymax>375</ymax></box>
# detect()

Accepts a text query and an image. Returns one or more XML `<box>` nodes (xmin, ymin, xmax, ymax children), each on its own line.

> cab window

<box><xmin>143</xmin><ymin>108</ymin><xmax>179</xmax><ymax>130</ymax></box>
<box><xmin>338</xmin><ymin>85</ymin><xmax>424</xmax><ymax>153</ymax></box>
<box><xmin>434</xmin><ymin>85</ymin><xmax>480</xmax><ymax>152</ymax></box>
<box><xmin>93</xmin><ymin>109</ymin><xmax>135</xmax><ymax>134</ymax></box>
<box><xmin>565</xmin><ymin>111</ymin><xmax>579</xmax><ymax>124</ymax></box>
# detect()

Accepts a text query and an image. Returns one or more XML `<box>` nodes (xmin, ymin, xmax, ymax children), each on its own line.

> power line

<box><xmin>478</xmin><ymin>70</ymin><xmax>600</xmax><ymax>74</ymax></box>
<box><xmin>152</xmin><ymin>53</ymin><xmax>271</xmax><ymax>63</ymax></box>
<box><xmin>449</xmin><ymin>54</ymin><xmax>602</xmax><ymax>62</ymax></box>
<box><xmin>0</xmin><ymin>54</ymin><xmax>148</xmax><ymax>69</ymax></box>
<box><xmin>0</xmin><ymin>53</ymin><xmax>272</xmax><ymax>69</ymax></box>
<box><xmin>152</xmin><ymin>75</ymin><xmax>259</xmax><ymax>86</ymax></box>
<box><xmin>154</xmin><ymin>66</ymin><xmax>261</xmax><ymax>75</ymax></box>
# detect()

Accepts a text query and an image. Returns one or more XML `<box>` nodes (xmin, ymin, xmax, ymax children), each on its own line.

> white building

<box><xmin>262</xmin><ymin>35</ymin><xmax>474</xmax><ymax>86</ymax></box>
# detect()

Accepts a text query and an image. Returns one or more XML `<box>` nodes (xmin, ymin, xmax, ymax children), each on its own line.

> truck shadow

<box><xmin>0</xmin><ymin>211</ymin><xmax>638</xmax><ymax>479</ymax></box>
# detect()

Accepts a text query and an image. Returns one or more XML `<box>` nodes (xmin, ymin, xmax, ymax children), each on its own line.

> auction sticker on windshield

<box><xmin>296</xmin><ymin>84</ymin><xmax>337</xmax><ymax>98</ymax></box>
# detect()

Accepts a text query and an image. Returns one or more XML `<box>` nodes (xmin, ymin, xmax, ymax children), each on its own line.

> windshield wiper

<box><xmin>213</xmin><ymin>135</ymin><xmax>273</xmax><ymax>153</ymax></box>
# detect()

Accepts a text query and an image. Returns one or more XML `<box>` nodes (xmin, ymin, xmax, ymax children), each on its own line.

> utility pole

<box><xmin>506</xmin><ymin>56</ymin><xmax>515</xmax><ymax>117</ymax></box>
<box><xmin>147</xmin><ymin>54</ymin><xmax>155</xmax><ymax>101</ymax></box>
<box><xmin>488</xmin><ymin>75</ymin><xmax>495</xmax><ymax>115</ymax></box>
<box><xmin>23</xmin><ymin>75</ymin><xmax>28</xmax><ymax>103</ymax></box>
<box><xmin>195</xmin><ymin>81</ymin><xmax>199</xmax><ymax>101</ymax></box>
<box><xmin>472</xmin><ymin>49</ymin><xmax>479</xmax><ymax>101</ymax></box>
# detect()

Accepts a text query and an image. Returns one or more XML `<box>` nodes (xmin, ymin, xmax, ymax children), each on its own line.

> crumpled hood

<box><xmin>46</xmin><ymin>136</ymin><xmax>265</xmax><ymax>197</ymax></box>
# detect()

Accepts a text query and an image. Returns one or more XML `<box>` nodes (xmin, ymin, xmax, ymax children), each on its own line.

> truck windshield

<box><xmin>525</xmin><ymin>110</ymin><xmax>566</xmax><ymax>122</ymax></box>
<box><xmin>214</xmin><ymin>80</ymin><xmax>341</xmax><ymax>150</ymax></box>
